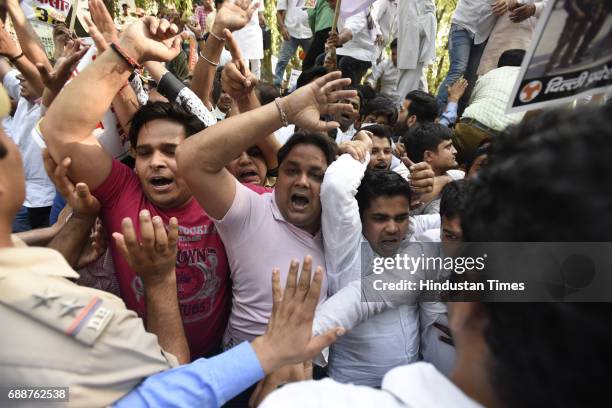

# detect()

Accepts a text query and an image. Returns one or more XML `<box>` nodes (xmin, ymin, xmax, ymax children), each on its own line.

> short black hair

<box><xmin>440</xmin><ymin>179</ymin><xmax>469</xmax><ymax>219</ymax></box>
<box><xmin>465</xmin><ymin>139</ymin><xmax>491</xmax><ymax>175</ymax></box>
<box><xmin>401</xmin><ymin>122</ymin><xmax>452</xmax><ymax>163</ymax></box>
<box><xmin>462</xmin><ymin>105</ymin><xmax>612</xmax><ymax>407</ymax></box>
<box><xmin>277</xmin><ymin>132</ymin><xmax>338</xmax><ymax>167</ymax></box>
<box><xmin>390</xmin><ymin>38</ymin><xmax>397</xmax><ymax>49</ymax></box>
<box><xmin>255</xmin><ymin>82</ymin><xmax>280</xmax><ymax>105</ymax></box>
<box><xmin>497</xmin><ymin>49</ymin><xmax>526</xmax><ymax>68</ymax></box>
<box><xmin>296</xmin><ymin>66</ymin><xmax>328</xmax><ymax>89</ymax></box>
<box><xmin>362</xmin><ymin>96</ymin><xmax>398</xmax><ymax>125</ymax></box>
<box><xmin>354</xmin><ymin>84</ymin><xmax>376</xmax><ymax>108</ymax></box>
<box><xmin>356</xmin><ymin>169</ymin><xmax>411</xmax><ymax>218</ymax></box>
<box><xmin>404</xmin><ymin>90</ymin><xmax>439</xmax><ymax>123</ymax></box>
<box><xmin>128</xmin><ymin>102</ymin><xmax>205</xmax><ymax>149</ymax></box>
<box><xmin>361</xmin><ymin>124</ymin><xmax>391</xmax><ymax>146</ymax></box>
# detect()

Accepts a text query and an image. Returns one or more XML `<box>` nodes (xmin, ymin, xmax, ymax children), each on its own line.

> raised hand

<box><xmin>281</xmin><ymin>71</ymin><xmax>356</xmax><ymax>132</ymax></box>
<box><xmin>42</xmin><ymin>150</ymin><xmax>101</xmax><ymax>219</ymax></box>
<box><xmin>250</xmin><ymin>256</ymin><xmax>344</xmax><ymax>375</ymax></box>
<box><xmin>402</xmin><ymin>157</ymin><xmax>435</xmax><ymax>196</ymax></box>
<box><xmin>447</xmin><ymin>77</ymin><xmax>468</xmax><ymax>103</ymax></box>
<box><xmin>112</xmin><ymin>211</ymin><xmax>179</xmax><ymax>286</ymax></box>
<box><xmin>213</xmin><ymin>0</ymin><xmax>259</xmax><ymax>34</ymax></box>
<box><xmin>338</xmin><ymin>130</ymin><xmax>373</xmax><ymax>162</ymax></box>
<box><xmin>0</xmin><ymin>20</ymin><xmax>20</xmax><ymax>58</ymax></box>
<box><xmin>88</xmin><ymin>0</ymin><xmax>119</xmax><ymax>44</ymax></box>
<box><xmin>221</xmin><ymin>29</ymin><xmax>258</xmax><ymax>100</ymax></box>
<box><xmin>119</xmin><ymin>16</ymin><xmax>188</xmax><ymax>64</ymax></box>
<box><xmin>37</xmin><ymin>40</ymin><xmax>90</xmax><ymax>100</ymax></box>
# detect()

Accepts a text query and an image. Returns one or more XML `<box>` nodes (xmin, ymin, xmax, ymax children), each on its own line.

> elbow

<box><xmin>175</xmin><ymin>138</ymin><xmax>220</xmax><ymax>182</ymax></box>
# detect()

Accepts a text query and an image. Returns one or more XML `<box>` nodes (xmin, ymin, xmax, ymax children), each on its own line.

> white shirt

<box><xmin>452</xmin><ymin>0</ymin><xmax>499</xmax><ymax>45</ymax></box>
<box><xmin>334</xmin><ymin>124</ymin><xmax>357</xmax><ymax>144</ymax></box>
<box><xmin>337</xmin><ymin>11</ymin><xmax>377</xmax><ymax>63</ymax></box>
<box><xmin>462</xmin><ymin>66</ymin><xmax>525</xmax><ymax>131</ymax></box>
<box><xmin>3</xmin><ymin>71</ymin><xmax>55</xmax><ymax>208</ymax></box>
<box><xmin>277</xmin><ymin>0</ymin><xmax>312</xmax><ymax>39</ymax></box>
<box><xmin>375</xmin><ymin>0</ymin><xmax>398</xmax><ymax>42</ymax></box>
<box><xmin>367</xmin><ymin>58</ymin><xmax>401</xmax><ymax>105</ymax></box>
<box><xmin>261</xmin><ymin>362</ymin><xmax>483</xmax><ymax>408</ymax></box>
<box><xmin>232</xmin><ymin>1</ymin><xmax>265</xmax><ymax>60</ymax></box>
<box><xmin>274</xmin><ymin>124</ymin><xmax>296</xmax><ymax>145</ymax></box>
<box><xmin>315</xmin><ymin>154</ymin><xmax>441</xmax><ymax>385</ymax></box>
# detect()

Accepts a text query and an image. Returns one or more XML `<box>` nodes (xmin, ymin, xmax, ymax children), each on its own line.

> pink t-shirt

<box><xmin>214</xmin><ymin>180</ymin><xmax>328</xmax><ymax>347</ymax></box>
<box><xmin>93</xmin><ymin>160</ymin><xmax>230</xmax><ymax>359</ymax></box>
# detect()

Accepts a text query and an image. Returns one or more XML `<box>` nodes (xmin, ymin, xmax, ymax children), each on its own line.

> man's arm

<box><xmin>40</xmin><ymin>17</ymin><xmax>186</xmax><ymax>191</ymax></box>
<box><xmin>43</xmin><ymin>151</ymin><xmax>101</xmax><ymax>269</ymax></box>
<box><xmin>0</xmin><ymin>20</ymin><xmax>44</xmax><ymax>96</ymax></box>
<box><xmin>191</xmin><ymin>0</ymin><xmax>258</xmax><ymax>108</ymax></box>
<box><xmin>276</xmin><ymin>0</ymin><xmax>290</xmax><ymax>41</ymax></box>
<box><xmin>6</xmin><ymin>0</ymin><xmax>52</xmax><ymax>72</ymax></box>
<box><xmin>321</xmin><ymin>135</ymin><xmax>372</xmax><ymax>282</ymax></box>
<box><xmin>221</xmin><ymin>52</ymin><xmax>280</xmax><ymax>170</ymax></box>
<box><xmin>176</xmin><ymin>58</ymin><xmax>356</xmax><ymax>220</ymax></box>
<box><xmin>114</xmin><ymin>257</ymin><xmax>343</xmax><ymax>407</ymax></box>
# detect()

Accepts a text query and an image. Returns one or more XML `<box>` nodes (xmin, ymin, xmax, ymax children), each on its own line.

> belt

<box><xmin>460</xmin><ymin>117</ymin><xmax>501</xmax><ymax>137</ymax></box>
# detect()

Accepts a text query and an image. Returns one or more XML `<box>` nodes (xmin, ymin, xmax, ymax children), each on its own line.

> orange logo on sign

<box><xmin>519</xmin><ymin>80</ymin><xmax>543</xmax><ymax>103</ymax></box>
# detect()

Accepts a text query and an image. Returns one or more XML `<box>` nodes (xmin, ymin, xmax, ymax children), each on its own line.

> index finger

<box><xmin>224</xmin><ymin>29</ymin><xmax>244</xmax><ymax>64</ymax></box>
<box><xmin>401</xmin><ymin>156</ymin><xmax>415</xmax><ymax>168</ymax></box>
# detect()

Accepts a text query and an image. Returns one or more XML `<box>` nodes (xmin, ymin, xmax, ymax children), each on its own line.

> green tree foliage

<box><xmin>426</xmin><ymin>0</ymin><xmax>457</xmax><ymax>93</ymax></box>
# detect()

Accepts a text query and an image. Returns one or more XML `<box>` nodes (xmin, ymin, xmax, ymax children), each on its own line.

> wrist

<box><xmin>69</xmin><ymin>211</ymin><xmax>98</xmax><ymax>225</ymax></box>
<box><xmin>142</xmin><ymin>270</ymin><xmax>177</xmax><ymax>292</ymax></box>
<box><xmin>117</xmin><ymin>36</ymin><xmax>145</xmax><ymax>65</ymax></box>
<box><xmin>251</xmin><ymin>336</ymin><xmax>283</xmax><ymax>374</ymax></box>
<box><xmin>277</xmin><ymin>95</ymin><xmax>294</xmax><ymax>125</ymax></box>
<box><xmin>448</xmin><ymin>96</ymin><xmax>459</xmax><ymax>103</ymax></box>
<box><xmin>210</xmin><ymin>23</ymin><xmax>227</xmax><ymax>39</ymax></box>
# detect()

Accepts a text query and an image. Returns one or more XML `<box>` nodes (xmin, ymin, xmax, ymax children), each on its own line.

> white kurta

<box><xmin>232</xmin><ymin>1</ymin><xmax>264</xmax><ymax>60</ymax></box>
<box><xmin>397</xmin><ymin>0</ymin><xmax>437</xmax><ymax>70</ymax></box>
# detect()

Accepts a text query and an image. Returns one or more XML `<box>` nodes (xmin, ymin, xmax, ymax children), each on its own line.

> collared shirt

<box><xmin>462</xmin><ymin>66</ymin><xmax>526</xmax><ymax>131</ymax></box>
<box><xmin>367</xmin><ymin>58</ymin><xmax>401</xmax><ymax>105</ymax></box>
<box><xmin>260</xmin><ymin>362</ymin><xmax>484</xmax><ymax>407</ymax></box>
<box><xmin>336</xmin><ymin>11</ymin><xmax>378</xmax><ymax>63</ymax></box>
<box><xmin>315</xmin><ymin>154</ymin><xmax>441</xmax><ymax>386</ymax></box>
<box><xmin>115</xmin><ymin>341</ymin><xmax>264</xmax><ymax>407</ymax></box>
<box><xmin>335</xmin><ymin>124</ymin><xmax>357</xmax><ymax>144</ymax></box>
<box><xmin>452</xmin><ymin>0</ymin><xmax>500</xmax><ymax>45</ymax></box>
<box><xmin>307</xmin><ymin>0</ymin><xmax>334</xmax><ymax>33</ymax></box>
<box><xmin>0</xmin><ymin>244</ymin><xmax>177</xmax><ymax>407</ymax></box>
<box><xmin>214</xmin><ymin>180</ymin><xmax>328</xmax><ymax>347</ymax></box>
<box><xmin>277</xmin><ymin>0</ymin><xmax>312</xmax><ymax>39</ymax></box>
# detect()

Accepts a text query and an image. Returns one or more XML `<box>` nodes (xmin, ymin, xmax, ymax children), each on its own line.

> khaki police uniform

<box><xmin>0</xmin><ymin>239</ymin><xmax>178</xmax><ymax>407</ymax></box>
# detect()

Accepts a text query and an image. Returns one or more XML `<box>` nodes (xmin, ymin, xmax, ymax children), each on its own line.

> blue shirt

<box><xmin>439</xmin><ymin>101</ymin><xmax>458</xmax><ymax>127</ymax></box>
<box><xmin>114</xmin><ymin>341</ymin><xmax>264</xmax><ymax>407</ymax></box>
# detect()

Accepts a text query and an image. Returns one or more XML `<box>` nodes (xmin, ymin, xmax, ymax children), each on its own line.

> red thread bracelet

<box><xmin>110</xmin><ymin>42</ymin><xmax>142</xmax><ymax>71</ymax></box>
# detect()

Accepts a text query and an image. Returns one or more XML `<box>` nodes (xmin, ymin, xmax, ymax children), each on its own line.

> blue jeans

<box><xmin>436</xmin><ymin>24</ymin><xmax>487</xmax><ymax>113</ymax></box>
<box><xmin>274</xmin><ymin>36</ymin><xmax>312</xmax><ymax>87</ymax></box>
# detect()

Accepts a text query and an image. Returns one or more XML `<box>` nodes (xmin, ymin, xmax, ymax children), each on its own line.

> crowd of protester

<box><xmin>0</xmin><ymin>0</ymin><xmax>610</xmax><ymax>406</ymax></box>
